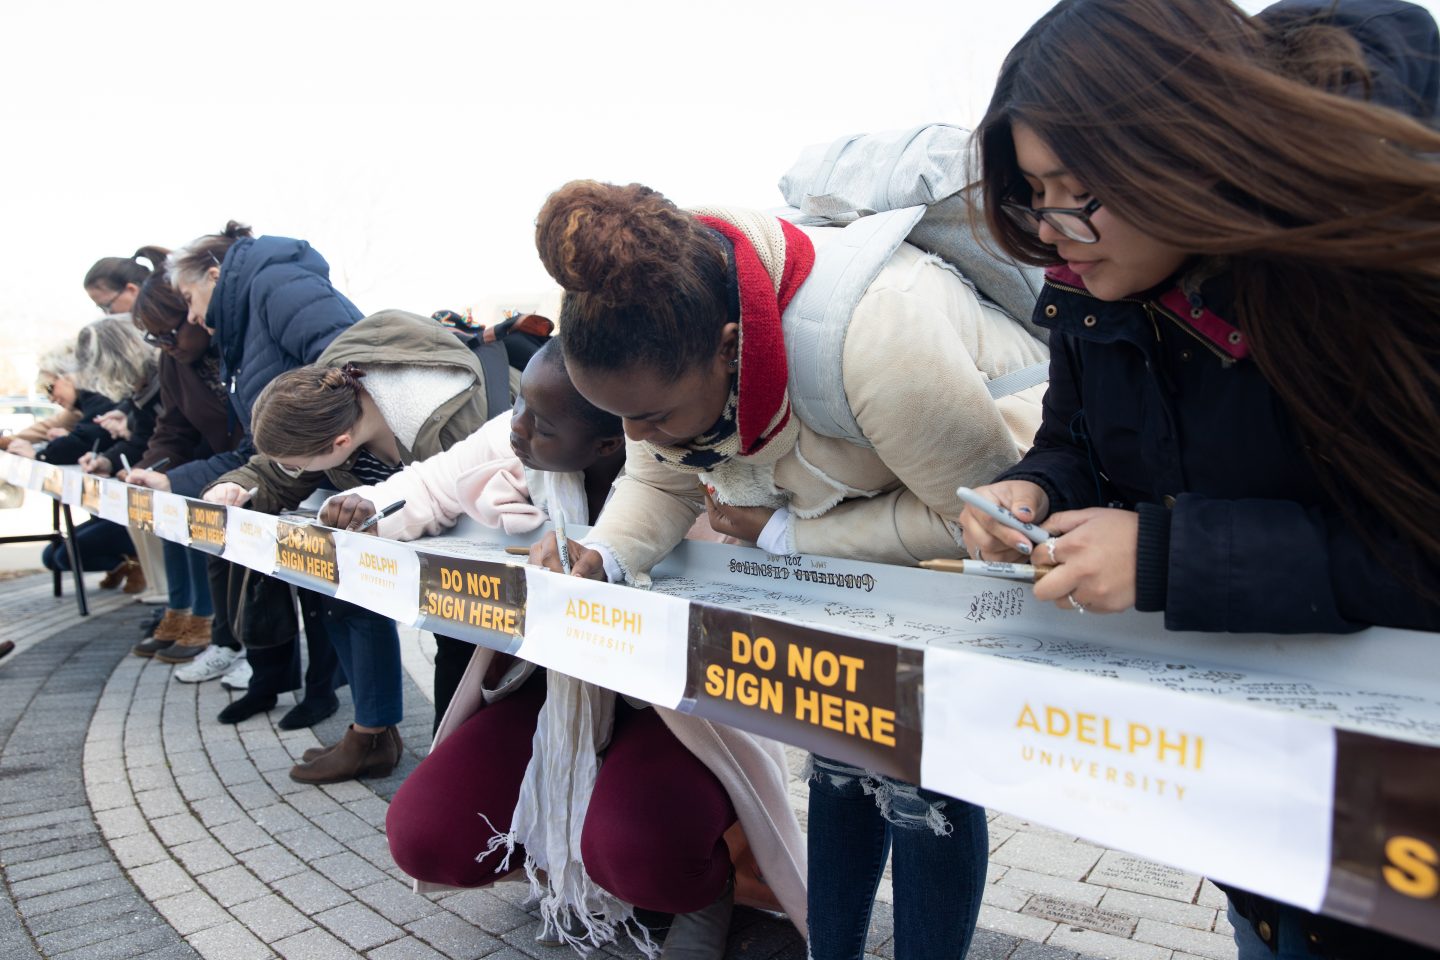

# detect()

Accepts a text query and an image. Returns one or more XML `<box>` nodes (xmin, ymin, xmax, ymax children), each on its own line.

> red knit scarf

<box><xmin>695</xmin><ymin>215</ymin><xmax>815</xmax><ymax>456</ymax></box>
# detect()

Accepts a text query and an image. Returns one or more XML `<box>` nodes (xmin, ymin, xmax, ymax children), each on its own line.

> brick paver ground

<box><xmin>0</xmin><ymin>570</ymin><xmax>1239</xmax><ymax>960</ymax></box>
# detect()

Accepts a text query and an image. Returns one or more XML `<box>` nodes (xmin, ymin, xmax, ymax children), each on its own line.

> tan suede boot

<box><xmin>289</xmin><ymin>726</ymin><xmax>403</xmax><ymax>784</ymax></box>
<box><xmin>132</xmin><ymin>608</ymin><xmax>190</xmax><ymax>658</ymax></box>
<box><xmin>99</xmin><ymin>558</ymin><xmax>130</xmax><ymax>589</ymax></box>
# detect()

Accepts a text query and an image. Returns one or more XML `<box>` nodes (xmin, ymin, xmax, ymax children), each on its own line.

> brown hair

<box><xmin>83</xmin><ymin>246</ymin><xmax>170</xmax><ymax>293</ymax></box>
<box><xmin>977</xmin><ymin>0</ymin><xmax>1440</xmax><ymax>573</ymax></box>
<box><xmin>167</xmin><ymin>221</ymin><xmax>254</xmax><ymax>286</ymax></box>
<box><xmin>535</xmin><ymin>180</ymin><xmax>732</xmax><ymax>380</ymax></box>
<box><xmin>132</xmin><ymin>274</ymin><xmax>188</xmax><ymax>332</ymax></box>
<box><xmin>251</xmin><ymin>364</ymin><xmax>366</xmax><ymax>459</ymax></box>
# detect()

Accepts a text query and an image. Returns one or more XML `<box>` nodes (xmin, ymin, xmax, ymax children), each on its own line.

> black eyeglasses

<box><xmin>141</xmin><ymin>328</ymin><xmax>181</xmax><ymax>348</ymax></box>
<box><xmin>1001</xmin><ymin>196</ymin><xmax>1104</xmax><ymax>244</ymax></box>
<box><xmin>98</xmin><ymin>291</ymin><xmax>124</xmax><ymax>313</ymax></box>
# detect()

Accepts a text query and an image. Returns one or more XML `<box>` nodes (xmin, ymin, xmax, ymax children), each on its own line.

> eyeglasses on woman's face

<box><xmin>141</xmin><ymin>327</ymin><xmax>181</xmax><ymax>348</ymax></box>
<box><xmin>1001</xmin><ymin>196</ymin><xmax>1105</xmax><ymax>244</ymax></box>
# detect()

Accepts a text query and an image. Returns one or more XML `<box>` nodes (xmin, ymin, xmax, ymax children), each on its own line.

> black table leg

<box><xmin>60</xmin><ymin>504</ymin><xmax>89</xmax><ymax>616</ymax></box>
<box><xmin>51</xmin><ymin>499</ymin><xmax>62</xmax><ymax>597</ymax></box>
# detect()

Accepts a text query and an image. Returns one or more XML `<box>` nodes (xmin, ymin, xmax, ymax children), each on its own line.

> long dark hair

<box><xmin>133</xmin><ymin>275</ymin><xmax>188</xmax><ymax>331</ymax></box>
<box><xmin>534</xmin><ymin>180</ymin><xmax>731</xmax><ymax>381</ymax></box>
<box><xmin>977</xmin><ymin>0</ymin><xmax>1440</xmax><ymax>572</ymax></box>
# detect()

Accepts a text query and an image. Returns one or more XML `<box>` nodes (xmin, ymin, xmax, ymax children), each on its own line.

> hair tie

<box><xmin>338</xmin><ymin>363</ymin><xmax>367</xmax><ymax>390</ymax></box>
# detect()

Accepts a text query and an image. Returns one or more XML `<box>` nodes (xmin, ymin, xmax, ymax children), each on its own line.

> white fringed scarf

<box><xmin>479</xmin><ymin>472</ymin><xmax>656</xmax><ymax>955</ymax></box>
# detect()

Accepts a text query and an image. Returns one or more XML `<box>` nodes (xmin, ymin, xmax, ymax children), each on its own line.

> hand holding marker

<box><xmin>956</xmin><ymin>486</ymin><xmax>1050</xmax><ymax>551</ymax></box>
<box><xmin>356</xmin><ymin>500</ymin><xmax>406</xmax><ymax>533</ymax></box>
<box><xmin>929</xmin><ymin>487</ymin><xmax>1054</xmax><ymax>583</ymax></box>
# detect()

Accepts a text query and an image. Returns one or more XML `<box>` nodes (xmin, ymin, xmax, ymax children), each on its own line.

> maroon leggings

<box><xmin>387</xmin><ymin>672</ymin><xmax>737</xmax><ymax>914</ymax></box>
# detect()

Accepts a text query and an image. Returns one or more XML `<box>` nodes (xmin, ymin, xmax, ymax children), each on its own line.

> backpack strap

<box><xmin>470</xmin><ymin>339</ymin><xmax>515</xmax><ymax>415</ymax></box>
<box><xmin>782</xmin><ymin>207</ymin><xmax>926</xmax><ymax>448</ymax></box>
<box><xmin>984</xmin><ymin>360</ymin><xmax>1050</xmax><ymax>399</ymax></box>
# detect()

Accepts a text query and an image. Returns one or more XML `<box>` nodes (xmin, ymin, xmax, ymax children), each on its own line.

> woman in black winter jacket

<box><xmin>960</xmin><ymin>2</ymin><xmax>1440</xmax><ymax>958</ymax></box>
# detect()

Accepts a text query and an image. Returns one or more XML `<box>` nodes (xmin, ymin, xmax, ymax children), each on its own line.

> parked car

<box><xmin>0</xmin><ymin>396</ymin><xmax>61</xmax><ymax>436</ymax></box>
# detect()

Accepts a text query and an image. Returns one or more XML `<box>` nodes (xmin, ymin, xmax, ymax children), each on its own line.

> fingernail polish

<box><xmin>1016</xmin><ymin>506</ymin><xmax>1033</xmax><ymax>517</ymax></box>
<box><xmin>1016</xmin><ymin>541</ymin><xmax>1032</xmax><ymax>555</ymax></box>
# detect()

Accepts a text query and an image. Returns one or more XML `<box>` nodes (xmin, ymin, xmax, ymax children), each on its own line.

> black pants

<box><xmin>206</xmin><ymin>556</ymin><xmax>339</xmax><ymax>700</ymax></box>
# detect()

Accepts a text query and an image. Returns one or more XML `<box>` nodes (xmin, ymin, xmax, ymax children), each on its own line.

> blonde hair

<box><xmin>35</xmin><ymin>345</ymin><xmax>78</xmax><ymax>382</ymax></box>
<box><xmin>73</xmin><ymin>317</ymin><xmax>157</xmax><ymax>401</ymax></box>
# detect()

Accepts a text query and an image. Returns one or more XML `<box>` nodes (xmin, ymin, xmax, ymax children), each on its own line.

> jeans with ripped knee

<box><xmin>806</xmin><ymin>755</ymin><xmax>987</xmax><ymax>960</ymax></box>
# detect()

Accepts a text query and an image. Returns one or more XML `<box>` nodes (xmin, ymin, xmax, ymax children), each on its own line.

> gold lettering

<box><xmin>1383</xmin><ymin>836</ymin><xmax>1440</xmax><ymax>899</ymax></box>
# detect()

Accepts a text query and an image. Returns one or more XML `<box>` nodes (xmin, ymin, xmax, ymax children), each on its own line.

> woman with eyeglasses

<box><xmin>957</xmin><ymin>1</ymin><xmax>1439</xmax><ymax>958</ymax></box>
<box><xmin>120</xmin><ymin>275</ymin><xmax>247</xmax><ymax>670</ymax></box>
<box><xmin>126</xmin><ymin>219</ymin><xmax>363</xmax><ymax>726</ymax></box>
<box><xmin>82</xmin><ymin>246</ymin><xmax>168</xmax><ymax>317</ymax></box>
<box><xmin>8</xmin><ymin>322</ymin><xmax>157</xmax><ymax>593</ymax></box>
<box><xmin>17</xmin><ymin>318</ymin><xmax>159</xmax><ymax>469</ymax></box>
<box><xmin>201</xmin><ymin>310</ymin><xmax>493</xmax><ymax>782</ymax></box>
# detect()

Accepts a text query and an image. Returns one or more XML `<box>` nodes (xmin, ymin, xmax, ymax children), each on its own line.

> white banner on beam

<box><xmin>523</xmin><ymin>569</ymin><xmax>690</xmax><ymax>708</ymax></box>
<box><xmin>922</xmin><ymin>646</ymin><xmax>1337</xmax><ymax>910</ymax></box>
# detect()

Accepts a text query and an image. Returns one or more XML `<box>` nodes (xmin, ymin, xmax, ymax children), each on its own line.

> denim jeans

<box><xmin>807</xmin><ymin>756</ymin><xmax>987</xmax><ymax>960</ymax></box>
<box><xmin>42</xmin><ymin>517</ymin><xmax>133</xmax><ymax>573</ymax></box>
<box><xmin>321</xmin><ymin>597</ymin><xmax>402</xmax><ymax>728</ymax></box>
<box><xmin>162</xmin><ymin>541</ymin><xmax>213</xmax><ymax>618</ymax></box>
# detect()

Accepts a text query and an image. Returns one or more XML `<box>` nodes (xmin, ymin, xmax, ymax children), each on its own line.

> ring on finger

<box><xmin>1045</xmin><ymin>539</ymin><xmax>1059</xmax><ymax>564</ymax></box>
<box><xmin>1068</xmin><ymin>593</ymin><xmax>1086</xmax><ymax>613</ymax></box>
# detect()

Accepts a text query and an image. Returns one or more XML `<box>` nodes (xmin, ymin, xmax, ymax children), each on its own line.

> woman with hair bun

<box><xmin>127</xmin><ymin>219</ymin><xmax>363</xmax><ymax>725</ymax></box>
<box><xmin>204</xmin><ymin>309</ymin><xmax>493</xmax><ymax>780</ymax></box>
<box><xmin>529</xmin><ymin>180</ymin><xmax>1048</xmax><ymax>959</ymax></box>
<box><xmin>956</xmin><ymin>1</ymin><xmax>1440</xmax><ymax>958</ymax></box>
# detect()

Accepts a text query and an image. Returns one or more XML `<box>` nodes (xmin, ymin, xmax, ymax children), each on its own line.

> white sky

<box><xmin>1</xmin><ymin>0</ymin><xmax>1433</xmax><ymax>358</ymax></box>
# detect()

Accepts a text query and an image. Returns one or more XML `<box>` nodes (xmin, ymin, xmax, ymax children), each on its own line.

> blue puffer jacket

<box><xmin>169</xmin><ymin>236</ymin><xmax>362</xmax><ymax>497</ymax></box>
<box><xmin>998</xmin><ymin>0</ymin><xmax>1440</xmax><ymax>636</ymax></box>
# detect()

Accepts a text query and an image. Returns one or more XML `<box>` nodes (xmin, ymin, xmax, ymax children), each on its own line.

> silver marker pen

<box><xmin>957</xmin><ymin>486</ymin><xmax>1051</xmax><ymax>543</ymax></box>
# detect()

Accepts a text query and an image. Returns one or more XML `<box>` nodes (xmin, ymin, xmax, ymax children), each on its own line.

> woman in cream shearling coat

<box><xmin>528</xmin><ymin>181</ymin><xmax>1046</xmax><ymax>960</ymax></box>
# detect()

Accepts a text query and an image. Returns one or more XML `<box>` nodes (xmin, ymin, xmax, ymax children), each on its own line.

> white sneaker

<box><xmin>220</xmin><ymin>658</ymin><xmax>252</xmax><ymax>691</ymax></box>
<box><xmin>174</xmin><ymin>645</ymin><xmax>242</xmax><ymax>684</ymax></box>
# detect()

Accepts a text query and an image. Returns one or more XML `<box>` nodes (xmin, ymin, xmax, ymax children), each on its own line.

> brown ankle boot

<box><xmin>302</xmin><ymin>725</ymin><xmax>400</xmax><ymax>763</ymax></box>
<box><xmin>289</xmin><ymin>725</ymin><xmax>403</xmax><ymax>784</ymax></box>
<box><xmin>121</xmin><ymin>559</ymin><xmax>147</xmax><ymax>595</ymax></box>
<box><xmin>100</xmin><ymin>557</ymin><xmax>137</xmax><ymax>590</ymax></box>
